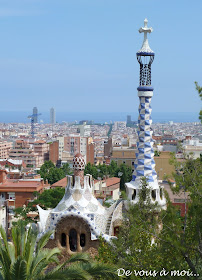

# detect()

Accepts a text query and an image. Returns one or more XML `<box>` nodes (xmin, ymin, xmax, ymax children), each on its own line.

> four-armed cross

<box><xmin>138</xmin><ymin>18</ymin><xmax>153</xmax><ymax>51</ymax></box>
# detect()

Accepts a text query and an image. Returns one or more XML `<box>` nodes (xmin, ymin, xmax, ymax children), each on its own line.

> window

<box><xmin>160</xmin><ymin>188</ymin><xmax>163</xmax><ymax>199</ymax></box>
<box><xmin>114</xmin><ymin>226</ymin><xmax>120</xmax><ymax>237</ymax></box>
<box><xmin>151</xmin><ymin>190</ymin><xmax>156</xmax><ymax>201</ymax></box>
<box><xmin>61</xmin><ymin>233</ymin><xmax>66</xmax><ymax>247</ymax></box>
<box><xmin>69</xmin><ymin>229</ymin><xmax>77</xmax><ymax>252</ymax></box>
<box><xmin>80</xmin><ymin>233</ymin><xmax>86</xmax><ymax>247</ymax></box>
<box><xmin>132</xmin><ymin>189</ymin><xmax>136</xmax><ymax>200</ymax></box>
<box><xmin>8</xmin><ymin>192</ymin><xmax>15</xmax><ymax>200</ymax></box>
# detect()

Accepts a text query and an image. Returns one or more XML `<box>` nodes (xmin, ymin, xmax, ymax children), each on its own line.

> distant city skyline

<box><xmin>0</xmin><ymin>111</ymin><xmax>199</xmax><ymax>124</ymax></box>
<box><xmin>0</xmin><ymin>0</ymin><xmax>201</xmax><ymax>116</ymax></box>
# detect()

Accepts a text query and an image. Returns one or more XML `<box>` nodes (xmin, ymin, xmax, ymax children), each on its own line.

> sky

<box><xmin>0</xmin><ymin>0</ymin><xmax>202</xmax><ymax>119</ymax></box>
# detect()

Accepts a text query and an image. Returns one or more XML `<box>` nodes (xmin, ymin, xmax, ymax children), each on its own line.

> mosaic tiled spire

<box><xmin>133</xmin><ymin>18</ymin><xmax>156</xmax><ymax>183</ymax></box>
<box><xmin>125</xmin><ymin>19</ymin><xmax>166</xmax><ymax>207</ymax></box>
<box><xmin>133</xmin><ymin>96</ymin><xmax>157</xmax><ymax>182</ymax></box>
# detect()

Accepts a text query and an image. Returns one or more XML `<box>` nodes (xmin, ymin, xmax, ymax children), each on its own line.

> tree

<box><xmin>114</xmin><ymin>163</ymin><xmax>132</xmax><ymax>191</ymax></box>
<box><xmin>167</xmin><ymin>154</ymin><xmax>202</xmax><ymax>277</ymax></box>
<box><xmin>84</xmin><ymin>163</ymin><xmax>98</xmax><ymax>179</ymax></box>
<box><xmin>39</xmin><ymin>161</ymin><xmax>71</xmax><ymax>185</ymax></box>
<box><xmin>0</xmin><ymin>221</ymin><xmax>119</xmax><ymax>280</ymax></box>
<box><xmin>84</xmin><ymin>161</ymin><xmax>132</xmax><ymax>191</ymax></box>
<box><xmin>97</xmin><ymin>168</ymin><xmax>202</xmax><ymax>279</ymax></box>
<box><xmin>195</xmin><ymin>81</ymin><xmax>202</xmax><ymax>123</ymax></box>
<box><xmin>97</xmin><ymin>178</ymin><xmax>163</xmax><ymax>279</ymax></box>
<box><xmin>30</xmin><ymin>187</ymin><xmax>65</xmax><ymax>209</ymax></box>
<box><xmin>61</xmin><ymin>163</ymin><xmax>72</xmax><ymax>176</ymax></box>
<box><xmin>39</xmin><ymin>160</ymin><xmax>55</xmax><ymax>180</ymax></box>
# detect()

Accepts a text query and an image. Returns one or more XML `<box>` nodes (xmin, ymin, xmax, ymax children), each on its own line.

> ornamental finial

<box><xmin>137</xmin><ymin>18</ymin><xmax>154</xmax><ymax>55</ymax></box>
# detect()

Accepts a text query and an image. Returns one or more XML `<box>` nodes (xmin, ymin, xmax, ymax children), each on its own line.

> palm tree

<box><xmin>0</xmin><ymin>222</ymin><xmax>119</xmax><ymax>280</ymax></box>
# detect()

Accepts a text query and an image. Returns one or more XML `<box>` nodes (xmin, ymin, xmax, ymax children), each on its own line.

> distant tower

<box><xmin>127</xmin><ymin>115</ymin><xmax>132</xmax><ymax>125</ymax></box>
<box><xmin>33</xmin><ymin>107</ymin><xmax>38</xmax><ymax>123</ymax></box>
<box><xmin>50</xmin><ymin>108</ymin><xmax>56</xmax><ymax>124</ymax></box>
<box><xmin>125</xmin><ymin>19</ymin><xmax>166</xmax><ymax>207</ymax></box>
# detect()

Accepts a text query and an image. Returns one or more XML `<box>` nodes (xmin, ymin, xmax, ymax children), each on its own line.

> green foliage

<box><xmin>98</xmin><ymin>162</ymin><xmax>202</xmax><ymax>280</ymax></box>
<box><xmin>195</xmin><ymin>81</ymin><xmax>202</xmax><ymax>123</ymax></box>
<box><xmin>84</xmin><ymin>161</ymin><xmax>132</xmax><ymax>191</ymax></box>
<box><xmin>0</xmin><ymin>221</ymin><xmax>119</xmax><ymax>280</ymax></box>
<box><xmin>154</xmin><ymin>150</ymin><xmax>160</xmax><ymax>157</ymax></box>
<box><xmin>29</xmin><ymin>187</ymin><xmax>65</xmax><ymax>209</ymax></box>
<box><xmin>14</xmin><ymin>188</ymin><xmax>66</xmax><ymax>225</ymax></box>
<box><xmin>13</xmin><ymin>207</ymin><xmax>37</xmax><ymax>226</ymax></box>
<box><xmin>61</xmin><ymin>162</ymin><xmax>71</xmax><ymax>176</ymax></box>
<box><xmin>39</xmin><ymin>160</ymin><xmax>71</xmax><ymax>185</ymax></box>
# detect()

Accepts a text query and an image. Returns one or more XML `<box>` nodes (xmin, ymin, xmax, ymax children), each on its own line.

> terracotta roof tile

<box><xmin>51</xmin><ymin>177</ymin><xmax>67</xmax><ymax>188</ymax></box>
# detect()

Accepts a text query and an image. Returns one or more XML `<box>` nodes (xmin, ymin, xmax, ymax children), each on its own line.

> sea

<box><xmin>0</xmin><ymin>111</ymin><xmax>199</xmax><ymax>124</ymax></box>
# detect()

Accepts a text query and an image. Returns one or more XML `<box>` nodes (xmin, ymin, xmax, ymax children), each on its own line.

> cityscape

<box><xmin>0</xmin><ymin>1</ymin><xmax>201</xmax><ymax>279</ymax></box>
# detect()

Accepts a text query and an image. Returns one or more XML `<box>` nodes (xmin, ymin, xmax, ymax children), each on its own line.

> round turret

<box><xmin>73</xmin><ymin>153</ymin><xmax>85</xmax><ymax>170</ymax></box>
<box><xmin>73</xmin><ymin>153</ymin><xmax>85</xmax><ymax>186</ymax></box>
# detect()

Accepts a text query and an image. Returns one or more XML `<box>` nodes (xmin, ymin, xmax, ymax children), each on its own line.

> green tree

<box><xmin>195</xmin><ymin>81</ymin><xmax>202</xmax><ymax>123</ymax></box>
<box><xmin>115</xmin><ymin>163</ymin><xmax>132</xmax><ymax>191</ymax></box>
<box><xmin>97</xmin><ymin>167</ymin><xmax>202</xmax><ymax>279</ymax></box>
<box><xmin>39</xmin><ymin>161</ymin><xmax>71</xmax><ymax>185</ymax></box>
<box><xmin>97</xmin><ymin>178</ymin><xmax>162</xmax><ymax>279</ymax></box>
<box><xmin>39</xmin><ymin>160</ymin><xmax>55</xmax><ymax>181</ymax></box>
<box><xmin>84</xmin><ymin>161</ymin><xmax>132</xmax><ymax>191</ymax></box>
<box><xmin>107</xmin><ymin>160</ymin><xmax>118</xmax><ymax>177</ymax></box>
<box><xmin>13</xmin><ymin>188</ymin><xmax>66</xmax><ymax>225</ymax></box>
<box><xmin>13</xmin><ymin>207</ymin><xmax>37</xmax><ymax>226</ymax></box>
<box><xmin>167</xmin><ymin>154</ymin><xmax>202</xmax><ymax>276</ymax></box>
<box><xmin>61</xmin><ymin>163</ymin><xmax>72</xmax><ymax>176</ymax></box>
<box><xmin>84</xmin><ymin>163</ymin><xmax>98</xmax><ymax>179</ymax></box>
<box><xmin>0</xmin><ymin>222</ymin><xmax>119</xmax><ymax>280</ymax></box>
<box><xmin>30</xmin><ymin>187</ymin><xmax>65</xmax><ymax>209</ymax></box>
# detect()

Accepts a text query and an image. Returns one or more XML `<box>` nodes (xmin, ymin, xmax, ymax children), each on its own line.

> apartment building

<box><xmin>33</xmin><ymin>140</ymin><xmax>49</xmax><ymax>166</ymax></box>
<box><xmin>9</xmin><ymin>140</ymin><xmax>38</xmax><ymax>169</ymax></box>
<box><xmin>64</xmin><ymin>136</ymin><xmax>94</xmax><ymax>164</ymax></box>
<box><xmin>49</xmin><ymin>141</ymin><xmax>59</xmax><ymax>164</ymax></box>
<box><xmin>0</xmin><ymin>169</ymin><xmax>49</xmax><ymax>231</ymax></box>
<box><xmin>9</xmin><ymin>140</ymin><xmax>50</xmax><ymax>169</ymax></box>
<box><xmin>0</xmin><ymin>141</ymin><xmax>13</xmax><ymax>159</ymax></box>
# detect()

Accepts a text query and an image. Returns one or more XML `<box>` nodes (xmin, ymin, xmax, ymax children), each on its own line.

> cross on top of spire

<box><xmin>137</xmin><ymin>18</ymin><xmax>154</xmax><ymax>55</ymax></box>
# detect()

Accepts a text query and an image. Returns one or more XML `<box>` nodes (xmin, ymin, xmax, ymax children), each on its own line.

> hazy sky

<box><xmin>0</xmin><ymin>0</ymin><xmax>201</xmax><ymax>115</ymax></box>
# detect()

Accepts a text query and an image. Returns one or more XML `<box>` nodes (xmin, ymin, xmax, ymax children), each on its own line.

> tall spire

<box><xmin>125</xmin><ymin>19</ymin><xmax>166</xmax><ymax>207</ymax></box>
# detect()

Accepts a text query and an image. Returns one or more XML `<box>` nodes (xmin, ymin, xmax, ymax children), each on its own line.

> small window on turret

<box><xmin>132</xmin><ymin>190</ymin><xmax>136</xmax><ymax>200</ymax></box>
<box><xmin>152</xmin><ymin>190</ymin><xmax>156</xmax><ymax>201</ymax></box>
<box><xmin>160</xmin><ymin>188</ymin><xmax>163</xmax><ymax>199</ymax></box>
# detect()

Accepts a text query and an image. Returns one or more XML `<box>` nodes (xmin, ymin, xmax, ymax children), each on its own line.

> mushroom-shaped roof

<box><xmin>53</xmin><ymin>176</ymin><xmax>105</xmax><ymax>215</ymax></box>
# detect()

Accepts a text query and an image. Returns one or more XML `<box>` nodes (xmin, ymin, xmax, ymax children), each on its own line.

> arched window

<box><xmin>80</xmin><ymin>233</ymin><xmax>86</xmax><ymax>247</ymax></box>
<box><xmin>61</xmin><ymin>233</ymin><xmax>66</xmax><ymax>247</ymax></box>
<box><xmin>132</xmin><ymin>189</ymin><xmax>136</xmax><ymax>200</ymax></box>
<box><xmin>151</xmin><ymin>190</ymin><xmax>156</xmax><ymax>201</ymax></box>
<box><xmin>160</xmin><ymin>188</ymin><xmax>163</xmax><ymax>199</ymax></box>
<box><xmin>69</xmin><ymin>229</ymin><xmax>77</xmax><ymax>252</ymax></box>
